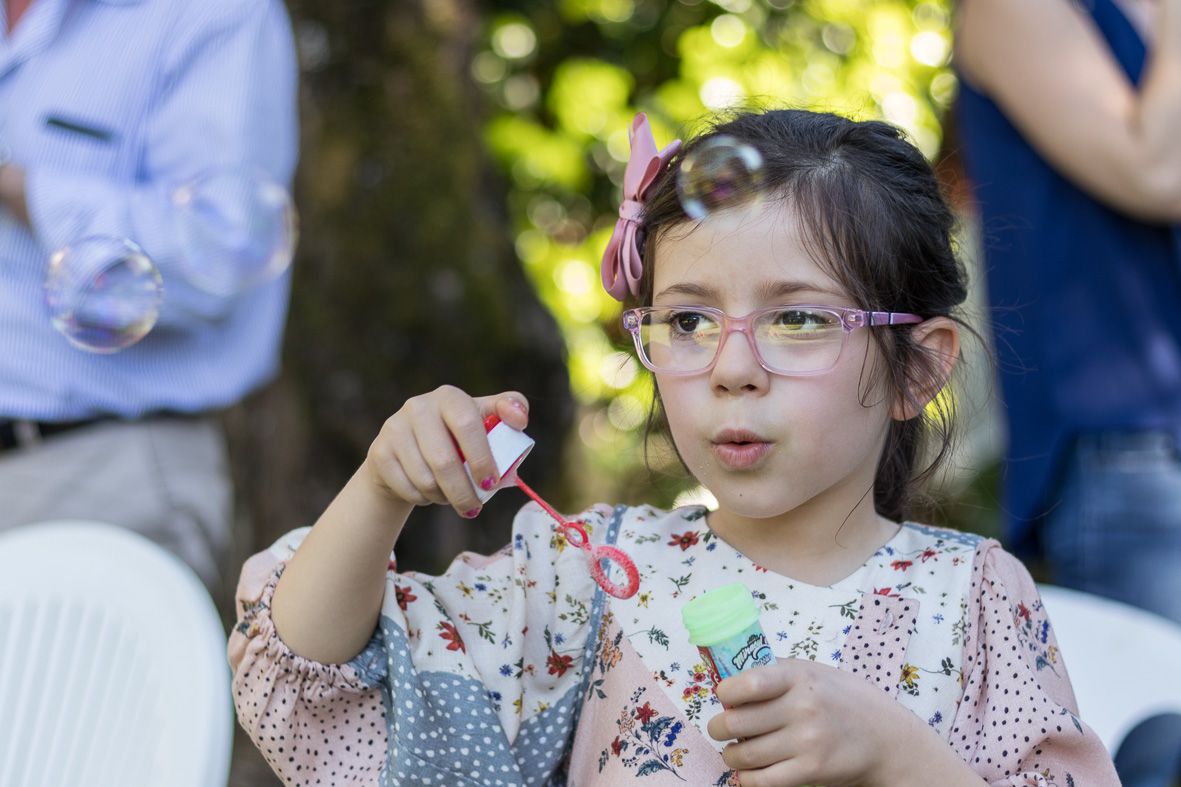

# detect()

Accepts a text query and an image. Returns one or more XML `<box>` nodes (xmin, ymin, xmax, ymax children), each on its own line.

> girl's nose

<box><xmin>709</xmin><ymin>328</ymin><xmax>769</xmax><ymax>393</ymax></box>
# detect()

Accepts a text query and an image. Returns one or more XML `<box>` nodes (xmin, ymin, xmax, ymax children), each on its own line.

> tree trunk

<box><xmin>225</xmin><ymin>0</ymin><xmax>572</xmax><ymax>589</ymax></box>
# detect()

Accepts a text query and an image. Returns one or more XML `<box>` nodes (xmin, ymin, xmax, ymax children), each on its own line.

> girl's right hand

<box><xmin>364</xmin><ymin>385</ymin><xmax>530</xmax><ymax>518</ymax></box>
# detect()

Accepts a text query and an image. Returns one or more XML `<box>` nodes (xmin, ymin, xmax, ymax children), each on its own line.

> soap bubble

<box><xmin>43</xmin><ymin>236</ymin><xmax>163</xmax><ymax>354</ymax></box>
<box><xmin>676</xmin><ymin>136</ymin><xmax>766</xmax><ymax>220</ymax></box>
<box><xmin>173</xmin><ymin>170</ymin><xmax>297</xmax><ymax>296</ymax></box>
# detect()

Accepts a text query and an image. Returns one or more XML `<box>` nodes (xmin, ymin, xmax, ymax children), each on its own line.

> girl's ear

<box><xmin>890</xmin><ymin>316</ymin><xmax>961</xmax><ymax>421</ymax></box>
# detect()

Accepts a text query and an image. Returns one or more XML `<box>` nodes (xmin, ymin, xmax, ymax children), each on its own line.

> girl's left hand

<box><xmin>705</xmin><ymin>658</ymin><xmax>919</xmax><ymax>787</ymax></box>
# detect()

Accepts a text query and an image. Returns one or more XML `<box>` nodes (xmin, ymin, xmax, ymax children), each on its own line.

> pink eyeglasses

<box><xmin>622</xmin><ymin>304</ymin><xmax>923</xmax><ymax>376</ymax></box>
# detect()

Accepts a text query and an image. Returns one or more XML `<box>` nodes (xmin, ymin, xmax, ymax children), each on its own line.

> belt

<box><xmin>0</xmin><ymin>418</ymin><xmax>108</xmax><ymax>452</ymax></box>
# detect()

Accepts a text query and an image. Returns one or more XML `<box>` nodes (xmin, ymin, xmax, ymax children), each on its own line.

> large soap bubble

<box><xmin>44</xmin><ymin>236</ymin><xmax>163</xmax><ymax>354</ymax></box>
<box><xmin>173</xmin><ymin>170</ymin><xmax>297</xmax><ymax>297</ymax></box>
<box><xmin>676</xmin><ymin>136</ymin><xmax>766</xmax><ymax>220</ymax></box>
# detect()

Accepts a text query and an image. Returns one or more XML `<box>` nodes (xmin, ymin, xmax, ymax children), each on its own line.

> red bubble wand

<box><xmin>473</xmin><ymin>415</ymin><xmax>640</xmax><ymax>599</ymax></box>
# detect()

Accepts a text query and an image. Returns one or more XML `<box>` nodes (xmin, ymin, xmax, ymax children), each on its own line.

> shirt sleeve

<box><xmin>949</xmin><ymin>542</ymin><xmax>1120</xmax><ymax>786</ymax></box>
<box><xmin>228</xmin><ymin>529</ymin><xmax>389</xmax><ymax>787</ymax></box>
<box><xmin>24</xmin><ymin>0</ymin><xmax>298</xmax><ymax>329</ymax></box>
<box><xmin>229</xmin><ymin>502</ymin><xmax>617</xmax><ymax>787</ymax></box>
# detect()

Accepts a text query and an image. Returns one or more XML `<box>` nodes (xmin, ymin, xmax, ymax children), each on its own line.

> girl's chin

<box><xmin>708</xmin><ymin>493</ymin><xmax>804</xmax><ymax>523</ymax></box>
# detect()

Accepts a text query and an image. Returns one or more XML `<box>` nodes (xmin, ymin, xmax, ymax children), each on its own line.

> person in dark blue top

<box><xmin>955</xmin><ymin>0</ymin><xmax>1181</xmax><ymax>784</ymax></box>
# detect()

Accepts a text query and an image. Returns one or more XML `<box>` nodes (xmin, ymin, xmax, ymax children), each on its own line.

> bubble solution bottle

<box><xmin>681</xmin><ymin>582</ymin><xmax>775</xmax><ymax>686</ymax></box>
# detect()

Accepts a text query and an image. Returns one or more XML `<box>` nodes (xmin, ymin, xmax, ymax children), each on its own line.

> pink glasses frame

<box><xmin>621</xmin><ymin>304</ymin><xmax>924</xmax><ymax>377</ymax></box>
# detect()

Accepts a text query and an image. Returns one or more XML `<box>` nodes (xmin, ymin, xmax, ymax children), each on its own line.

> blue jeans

<box><xmin>1041</xmin><ymin>430</ymin><xmax>1181</xmax><ymax>787</ymax></box>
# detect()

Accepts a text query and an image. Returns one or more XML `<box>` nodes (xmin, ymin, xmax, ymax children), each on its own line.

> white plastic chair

<box><xmin>0</xmin><ymin>521</ymin><xmax>232</xmax><ymax>787</ymax></box>
<box><xmin>1037</xmin><ymin>583</ymin><xmax>1181</xmax><ymax>754</ymax></box>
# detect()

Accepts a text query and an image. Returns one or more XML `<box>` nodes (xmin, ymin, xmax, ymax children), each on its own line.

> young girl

<box><xmin>230</xmin><ymin>109</ymin><xmax>1118</xmax><ymax>786</ymax></box>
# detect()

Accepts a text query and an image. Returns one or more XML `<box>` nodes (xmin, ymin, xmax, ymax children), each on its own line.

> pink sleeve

<box><xmin>949</xmin><ymin>542</ymin><xmax>1119</xmax><ymax>786</ymax></box>
<box><xmin>228</xmin><ymin>544</ymin><xmax>387</xmax><ymax>786</ymax></box>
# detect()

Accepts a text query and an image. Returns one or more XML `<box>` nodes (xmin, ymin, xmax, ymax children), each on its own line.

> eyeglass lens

<box><xmin>637</xmin><ymin>307</ymin><xmax>845</xmax><ymax>374</ymax></box>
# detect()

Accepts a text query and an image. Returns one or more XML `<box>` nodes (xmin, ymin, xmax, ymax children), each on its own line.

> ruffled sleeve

<box><xmin>949</xmin><ymin>542</ymin><xmax>1120</xmax><ymax>786</ymax></box>
<box><xmin>228</xmin><ymin>529</ymin><xmax>389</xmax><ymax>786</ymax></box>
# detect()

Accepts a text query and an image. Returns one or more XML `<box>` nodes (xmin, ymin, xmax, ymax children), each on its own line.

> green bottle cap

<box><xmin>681</xmin><ymin>582</ymin><xmax>760</xmax><ymax>647</ymax></box>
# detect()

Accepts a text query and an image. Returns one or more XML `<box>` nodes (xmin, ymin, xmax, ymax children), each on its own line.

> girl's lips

<box><xmin>713</xmin><ymin>428</ymin><xmax>767</xmax><ymax>444</ymax></box>
<box><xmin>712</xmin><ymin>440</ymin><xmax>773</xmax><ymax>470</ymax></box>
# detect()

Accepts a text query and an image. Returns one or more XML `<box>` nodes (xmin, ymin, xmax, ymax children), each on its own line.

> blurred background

<box><xmin>220</xmin><ymin>0</ymin><xmax>1003</xmax><ymax>782</ymax></box>
<box><xmin>226</xmin><ymin>0</ymin><xmax>996</xmax><ymax>568</ymax></box>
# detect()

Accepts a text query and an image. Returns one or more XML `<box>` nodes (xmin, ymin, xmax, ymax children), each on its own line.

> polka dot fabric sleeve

<box><xmin>949</xmin><ymin>542</ymin><xmax>1120</xmax><ymax>786</ymax></box>
<box><xmin>229</xmin><ymin>542</ymin><xmax>389</xmax><ymax>786</ymax></box>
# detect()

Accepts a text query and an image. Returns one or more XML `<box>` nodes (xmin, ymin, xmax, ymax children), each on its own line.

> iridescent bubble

<box><xmin>43</xmin><ymin>236</ymin><xmax>164</xmax><ymax>354</ymax></box>
<box><xmin>173</xmin><ymin>170</ymin><xmax>298</xmax><ymax>297</ymax></box>
<box><xmin>676</xmin><ymin>136</ymin><xmax>766</xmax><ymax>220</ymax></box>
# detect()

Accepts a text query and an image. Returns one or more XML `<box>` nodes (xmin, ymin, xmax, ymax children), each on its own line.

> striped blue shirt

<box><xmin>0</xmin><ymin>0</ymin><xmax>298</xmax><ymax>419</ymax></box>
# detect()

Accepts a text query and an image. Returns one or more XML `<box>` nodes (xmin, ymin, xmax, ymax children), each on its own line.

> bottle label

<box><xmin>698</xmin><ymin>621</ymin><xmax>774</xmax><ymax>683</ymax></box>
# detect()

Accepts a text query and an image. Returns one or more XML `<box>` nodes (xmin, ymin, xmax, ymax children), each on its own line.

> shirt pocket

<box><xmin>37</xmin><ymin>109</ymin><xmax>128</xmax><ymax>178</ymax></box>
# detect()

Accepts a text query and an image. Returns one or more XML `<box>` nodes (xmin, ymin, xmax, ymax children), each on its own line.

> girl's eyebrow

<box><xmin>654</xmin><ymin>280</ymin><xmax>841</xmax><ymax>301</ymax></box>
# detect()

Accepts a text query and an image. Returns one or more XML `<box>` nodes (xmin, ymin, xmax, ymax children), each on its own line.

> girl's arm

<box><xmin>230</xmin><ymin>447</ymin><xmax>607</xmax><ymax>787</ymax></box>
<box><xmin>956</xmin><ymin>0</ymin><xmax>1181</xmax><ymax>222</ymax></box>
<box><xmin>945</xmin><ymin>543</ymin><xmax>1120</xmax><ymax>785</ymax></box>
<box><xmin>269</xmin><ymin>387</ymin><xmax>528</xmax><ymax>665</ymax></box>
<box><xmin>267</xmin><ymin>463</ymin><xmax>410</xmax><ymax>665</ymax></box>
<box><xmin>875</xmin><ymin>712</ymin><xmax>988</xmax><ymax>787</ymax></box>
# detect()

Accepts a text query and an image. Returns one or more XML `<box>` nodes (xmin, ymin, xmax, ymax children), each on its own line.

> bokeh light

<box><xmin>492</xmin><ymin>21</ymin><xmax>537</xmax><ymax>60</ymax></box>
<box><xmin>699</xmin><ymin>76</ymin><xmax>745</xmax><ymax>110</ymax></box>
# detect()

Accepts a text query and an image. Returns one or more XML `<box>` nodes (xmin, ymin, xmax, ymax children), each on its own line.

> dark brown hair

<box><xmin>631</xmin><ymin>108</ymin><xmax>972</xmax><ymax>522</ymax></box>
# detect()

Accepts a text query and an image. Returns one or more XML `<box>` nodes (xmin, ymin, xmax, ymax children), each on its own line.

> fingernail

<box><xmin>480</xmin><ymin>476</ymin><xmax>497</xmax><ymax>491</ymax></box>
<box><xmin>509</xmin><ymin>399</ymin><xmax>527</xmax><ymax>413</ymax></box>
<box><xmin>462</xmin><ymin>508</ymin><xmax>481</xmax><ymax>519</ymax></box>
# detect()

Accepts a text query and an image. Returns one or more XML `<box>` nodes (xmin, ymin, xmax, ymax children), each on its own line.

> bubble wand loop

<box><xmin>469</xmin><ymin>414</ymin><xmax>640</xmax><ymax>600</ymax></box>
<box><xmin>511</xmin><ymin>476</ymin><xmax>640</xmax><ymax>600</ymax></box>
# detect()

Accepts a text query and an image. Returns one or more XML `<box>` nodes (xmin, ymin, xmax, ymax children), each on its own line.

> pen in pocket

<box><xmin>45</xmin><ymin>115</ymin><xmax>116</xmax><ymax>144</ymax></box>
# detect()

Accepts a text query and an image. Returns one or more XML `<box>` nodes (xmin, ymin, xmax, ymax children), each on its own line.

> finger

<box><xmin>371</xmin><ymin>451</ymin><xmax>431</xmax><ymax>506</ymax></box>
<box><xmin>371</xmin><ymin>416</ymin><xmax>438</xmax><ymax>505</ymax></box>
<box><xmin>716</xmin><ymin>661</ymin><xmax>796</xmax><ymax>708</ymax></box>
<box><xmin>391</xmin><ymin>399</ymin><xmax>450</xmax><ymax>505</ymax></box>
<box><xmin>413</xmin><ymin>392</ymin><xmax>486</xmax><ymax>516</ymax></box>
<box><xmin>440</xmin><ymin>391</ymin><xmax>501</xmax><ymax>495</ymax></box>
<box><xmin>474</xmin><ymin>390</ymin><xmax>529</xmax><ymax>431</ymax></box>
<box><xmin>707</xmin><ymin>697</ymin><xmax>788</xmax><ymax>742</ymax></box>
<box><xmin>731</xmin><ymin>757</ymin><xmax>814</xmax><ymax>787</ymax></box>
<box><xmin>399</xmin><ymin>432</ymin><xmax>448</xmax><ymax>506</ymax></box>
<box><xmin>721</xmin><ymin>728</ymin><xmax>798</xmax><ymax>772</ymax></box>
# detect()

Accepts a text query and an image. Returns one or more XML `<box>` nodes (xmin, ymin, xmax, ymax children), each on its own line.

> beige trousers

<box><xmin>0</xmin><ymin>415</ymin><xmax>232</xmax><ymax>598</ymax></box>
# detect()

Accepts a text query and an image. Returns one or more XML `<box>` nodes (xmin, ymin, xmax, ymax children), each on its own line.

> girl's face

<box><xmin>651</xmin><ymin>199</ymin><xmax>894</xmax><ymax>524</ymax></box>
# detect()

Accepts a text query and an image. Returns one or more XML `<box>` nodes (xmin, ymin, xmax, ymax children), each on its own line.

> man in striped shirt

<box><xmin>0</xmin><ymin>0</ymin><xmax>298</xmax><ymax>600</ymax></box>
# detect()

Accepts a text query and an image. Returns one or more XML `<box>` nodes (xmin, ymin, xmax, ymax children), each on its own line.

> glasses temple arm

<box><xmin>867</xmin><ymin>311</ymin><xmax>923</xmax><ymax>326</ymax></box>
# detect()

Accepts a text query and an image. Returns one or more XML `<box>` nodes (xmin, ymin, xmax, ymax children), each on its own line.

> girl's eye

<box><xmin>764</xmin><ymin>309</ymin><xmax>839</xmax><ymax>337</ymax></box>
<box><xmin>775</xmin><ymin>309</ymin><xmax>831</xmax><ymax>330</ymax></box>
<box><xmin>668</xmin><ymin>311</ymin><xmax>718</xmax><ymax>334</ymax></box>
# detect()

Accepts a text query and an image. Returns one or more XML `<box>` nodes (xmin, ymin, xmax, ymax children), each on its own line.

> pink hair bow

<box><xmin>600</xmin><ymin>113</ymin><xmax>682</xmax><ymax>301</ymax></box>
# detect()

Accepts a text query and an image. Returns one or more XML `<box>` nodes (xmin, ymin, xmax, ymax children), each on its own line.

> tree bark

<box><xmin>225</xmin><ymin>0</ymin><xmax>573</xmax><ymax>591</ymax></box>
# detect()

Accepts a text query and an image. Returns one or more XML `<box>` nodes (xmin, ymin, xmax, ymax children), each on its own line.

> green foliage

<box><xmin>479</xmin><ymin>0</ymin><xmax>956</xmax><ymax>507</ymax></box>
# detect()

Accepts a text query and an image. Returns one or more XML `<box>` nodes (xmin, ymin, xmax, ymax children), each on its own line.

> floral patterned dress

<box><xmin>229</xmin><ymin>504</ymin><xmax>1119</xmax><ymax>786</ymax></box>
